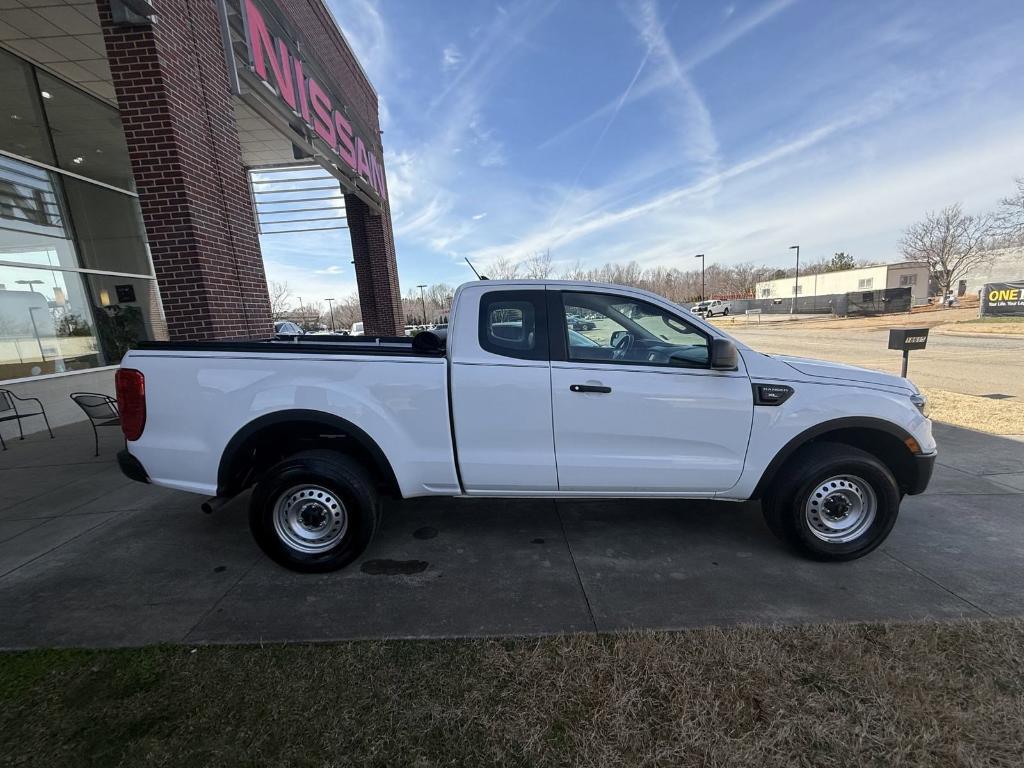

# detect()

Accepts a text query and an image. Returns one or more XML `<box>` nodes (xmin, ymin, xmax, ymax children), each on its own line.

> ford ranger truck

<box><xmin>115</xmin><ymin>280</ymin><xmax>935</xmax><ymax>572</ymax></box>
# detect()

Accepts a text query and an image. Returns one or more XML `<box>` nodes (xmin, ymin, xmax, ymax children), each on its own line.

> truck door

<box><xmin>449</xmin><ymin>288</ymin><xmax>557</xmax><ymax>492</ymax></box>
<box><xmin>549</xmin><ymin>288</ymin><xmax>753</xmax><ymax>494</ymax></box>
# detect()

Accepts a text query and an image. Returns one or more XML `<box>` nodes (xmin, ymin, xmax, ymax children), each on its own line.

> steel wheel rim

<box><xmin>273</xmin><ymin>484</ymin><xmax>348</xmax><ymax>554</ymax></box>
<box><xmin>804</xmin><ymin>474</ymin><xmax>876</xmax><ymax>544</ymax></box>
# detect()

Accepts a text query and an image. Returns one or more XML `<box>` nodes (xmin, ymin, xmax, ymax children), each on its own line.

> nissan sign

<box><xmin>242</xmin><ymin>0</ymin><xmax>387</xmax><ymax>203</ymax></box>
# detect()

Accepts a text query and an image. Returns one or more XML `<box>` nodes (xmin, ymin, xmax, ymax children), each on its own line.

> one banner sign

<box><xmin>242</xmin><ymin>0</ymin><xmax>387</xmax><ymax>203</ymax></box>
<box><xmin>982</xmin><ymin>281</ymin><xmax>1024</xmax><ymax>317</ymax></box>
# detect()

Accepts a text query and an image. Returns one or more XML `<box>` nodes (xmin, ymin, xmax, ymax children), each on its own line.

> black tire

<box><xmin>250</xmin><ymin>449</ymin><xmax>379</xmax><ymax>573</ymax></box>
<box><xmin>761</xmin><ymin>442</ymin><xmax>900</xmax><ymax>561</ymax></box>
<box><xmin>723</xmin><ymin>307</ymin><xmax>729</xmax><ymax>316</ymax></box>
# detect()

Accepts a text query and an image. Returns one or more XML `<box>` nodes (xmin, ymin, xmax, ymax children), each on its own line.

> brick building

<box><xmin>1</xmin><ymin>0</ymin><xmax>402</xmax><ymax>428</ymax></box>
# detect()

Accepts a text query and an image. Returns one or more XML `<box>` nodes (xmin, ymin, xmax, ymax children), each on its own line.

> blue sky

<box><xmin>260</xmin><ymin>0</ymin><xmax>1024</xmax><ymax>301</ymax></box>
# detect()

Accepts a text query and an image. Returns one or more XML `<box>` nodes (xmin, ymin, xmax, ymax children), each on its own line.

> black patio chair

<box><xmin>0</xmin><ymin>389</ymin><xmax>54</xmax><ymax>451</ymax></box>
<box><xmin>70</xmin><ymin>393</ymin><xmax>121</xmax><ymax>457</ymax></box>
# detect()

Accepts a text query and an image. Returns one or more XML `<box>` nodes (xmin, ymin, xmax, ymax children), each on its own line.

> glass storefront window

<box><xmin>36</xmin><ymin>71</ymin><xmax>136</xmax><ymax>192</ymax></box>
<box><xmin>0</xmin><ymin>84</ymin><xmax>167</xmax><ymax>383</ymax></box>
<box><xmin>0</xmin><ymin>264</ymin><xmax>101</xmax><ymax>380</ymax></box>
<box><xmin>0</xmin><ymin>49</ymin><xmax>54</xmax><ymax>165</ymax></box>
<box><xmin>83</xmin><ymin>274</ymin><xmax>168</xmax><ymax>364</ymax></box>
<box><xmin>0</xmin><ymin>155</ymin><xmax>79</xmax><ymax>271</ymax></box>
<box><xmin>62</xmin><ymin>176</ymin><xmax>153</xmax><ymax>275</ymax></box>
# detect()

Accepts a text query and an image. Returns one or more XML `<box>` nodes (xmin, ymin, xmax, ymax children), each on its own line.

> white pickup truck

<box><xmin>116</xmin><ymin>280</ymin><xmax>935</xmax><ymax>572</ymax></box>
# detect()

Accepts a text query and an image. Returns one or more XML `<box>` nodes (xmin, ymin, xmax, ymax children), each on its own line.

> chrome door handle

<box><xmin>570</xmin><ymin>384</ymin><xmax>611</xmax><ymax>394</ymax></box>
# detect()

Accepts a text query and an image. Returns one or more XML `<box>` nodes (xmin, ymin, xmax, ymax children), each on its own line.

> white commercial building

<box><xmin>755</xmin><ymin>262</ymin><xmax>931</xmax><ymax>305</ymax></box>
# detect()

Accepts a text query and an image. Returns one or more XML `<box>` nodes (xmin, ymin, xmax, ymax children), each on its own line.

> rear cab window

<box><xmin>478</xmin><ymin>290</ymin><xmax>549</xmax><ymax>361</ymax></box>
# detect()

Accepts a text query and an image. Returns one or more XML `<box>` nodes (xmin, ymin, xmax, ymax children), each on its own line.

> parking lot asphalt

<box><xmin>730</xmin><ymin>324</ymin><xmax>1024</xmax><ymax>399</ymax></box>
<box><xmin>1</xmin><ymin>421</ymin><xmax>1022</xmax><ymax>648</ymax></box>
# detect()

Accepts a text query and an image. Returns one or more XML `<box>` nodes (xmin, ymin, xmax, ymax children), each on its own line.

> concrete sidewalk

<box><xmin>0</xmin><ymin>421</ymin><xmax>1022</xmax><ymax>648</ymax></box>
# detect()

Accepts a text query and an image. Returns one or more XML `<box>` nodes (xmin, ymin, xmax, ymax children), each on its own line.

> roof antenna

<box><xmin>465</xmin><ymin>257</ymin><xmax>488</xmax><ymax>280</ymax></box>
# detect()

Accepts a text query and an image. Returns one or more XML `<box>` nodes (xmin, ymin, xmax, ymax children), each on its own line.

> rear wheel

<box><xmin>762</xmin><ymin>443</ymin><xmax>900</xmax><ymax>561</ymax></box>
<box><xmin>250</xmin><ymin>450</ymin><xmax>379</xmax><ymax>572</ymax></box>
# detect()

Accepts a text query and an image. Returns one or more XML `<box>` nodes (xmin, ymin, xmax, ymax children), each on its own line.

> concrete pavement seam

<box><xmin>181</xmin><ymin>556</ymin><xmax>262</xmax><ymax>644</ymax></box>
<box><xmin>0</xmin><ymin>512</ymin><xmax>122</xmax><ymax>580</ymax></box>
<box><xmin>553</xmin><ymin>500</ymin><xmax>599</xmax><ymax>633</ymax></box>
<box><xmin>880</xmin><ymin>549</ymin><xmax>994</xmax><ymax>619</ymax></box>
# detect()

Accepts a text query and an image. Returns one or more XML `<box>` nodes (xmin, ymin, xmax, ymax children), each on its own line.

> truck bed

<box><xmin>122</xmin><ymin>335</ymin><xmax>458</xmax><ymax>497</ymax></box>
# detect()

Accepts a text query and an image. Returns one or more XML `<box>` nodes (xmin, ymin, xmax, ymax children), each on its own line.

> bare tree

<box><xmin>718</xmin><ymin>262</ymin><xmax>774</xmax><ymax>297</ymax></box>
<box><xmin>295</xmin><ymin>299</ymin><xmax>325</xmax><ymax>331</ymax></box>
<box><xmin>484</xmin><ymin>255</ymin><xmax>520</xmax><ymax>280</ymax></box>
<box><xmin>559</xmin><ymin>259</ymin><xmax>589</xmax><ymax>281</ymax></box>
<box><xmin>426</xmin><ymin>283</ymin><xmax>455</xmax><ymax>317</ymax></box>
<box><xmin>901</xmin><ymin>204</ymin><xmax>992</xmax><ymax>299</ymax></box>
<box><xmin>268</xmin><ymin>280</ymin><xmax>292</xmax><ymax>320</ymax></box>
<box><xmin>520</xmin><ymin>249</ymin><xmax>553</xmax><ymax>279</ymax></box>
<box><xmin>332</xmin><ymin>293</ymin><xmax>362</xmax><ymax>330</ymax></box>
<box><xmin>994</xmin><ymin>176</ymin><xmax>1024</xmax><ymax>244</ymax></box>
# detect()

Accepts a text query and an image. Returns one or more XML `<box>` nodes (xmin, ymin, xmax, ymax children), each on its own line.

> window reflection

<box><xmin>0</xmin><ymin>265</ymin><xmax>100</xmax><ymax>379</ymax></box>
<box><xmin>0</xmin><ymin>49</ymin><xmax>54</xmax><ymax>165</ymax></box>
<box><xmin>36</xmin><ymin>71</ymin><xmax>136</xmax><ymax>192</ymax></box>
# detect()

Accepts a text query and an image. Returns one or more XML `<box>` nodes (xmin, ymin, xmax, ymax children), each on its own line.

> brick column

<box><xmin>346</xmin><ymin>195</ymin><xmax>405</xmax><ymax>335</ymax></box>
<box><xmin>97</xmin><ymin>0</ymin><xmax>273</xmax><ymax>340</ymax></box>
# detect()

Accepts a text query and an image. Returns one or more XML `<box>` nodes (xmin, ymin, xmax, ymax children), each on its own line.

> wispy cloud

<box><xmin>472</xmin><ymin>94</ymin><xmax>896</xmax><ymax>263</ymax></box>
<box><xmin>538</xmin><ymin>0</ymin><xmax>796</xmax><ymax>150</ymax></box>
<box><xmin>441</xmin><ymin>43</ymin><xmax>463</xmax><ymax>71</ymax></box>
<box><xmin>551</xmin><ymin>0</ymin><xmax>720</xmax><ymax>224</ymax></box>
<box><xmin>388</xmin><ymin>0</ymin><xmax>560</xmax><ymax>257</ymax></box>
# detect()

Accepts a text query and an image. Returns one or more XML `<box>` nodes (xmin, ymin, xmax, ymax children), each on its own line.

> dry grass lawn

<box><xmin>944</xmin><ymin>318</ymin><xmax>1024</xmax><ymax>335</ymax></box>
<box><xmin>922</xmin><ymin>388</ymin><xmax>1024</xmax><ymax>435</ymax></box>
<box><xmin>2</xmin><ymin>620</ymin><xmax>1024</xmax><ymax>767</ymax></box>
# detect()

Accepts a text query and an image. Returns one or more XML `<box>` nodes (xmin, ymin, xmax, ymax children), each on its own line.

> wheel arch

<box><xmin>751</xmin><ymin>417</ymin><xmax>922</xmax><ymax>499</ymax></box>
<box><xmin>217</xmin><ymin>409</ymin><xmax>400</xmax><ymax>498</ymax></box>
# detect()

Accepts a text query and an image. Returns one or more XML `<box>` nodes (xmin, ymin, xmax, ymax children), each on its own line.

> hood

<box><xmin>772</xmin><ymin>355</ymin><xmax>915</xmax><ymax>393</ymax></box>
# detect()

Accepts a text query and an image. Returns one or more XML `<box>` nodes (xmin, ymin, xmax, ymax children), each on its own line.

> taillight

<box><xmin>115</xmin><ymin>368</ymin><xmax>146</xmax><ymax>441</ymax></box>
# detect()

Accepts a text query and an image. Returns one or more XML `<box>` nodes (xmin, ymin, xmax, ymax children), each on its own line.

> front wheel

<box><xmin>762</xmin><ymin>443</ymin><xmax>900</xmax><ymax>561</ymax></box>
<box><xmin>250</xmin><ymin>450</ymin><xmax>379</xmax><ymax>572</ymax></box>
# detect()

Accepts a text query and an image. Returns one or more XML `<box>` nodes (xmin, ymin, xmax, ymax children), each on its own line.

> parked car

<box><xmin>691</xmin><ymin>299</ymin><xmax>730</xmax><ymax>317</ymax></box>
<box><xmin>566</xmin><ymin>313</ymin><xmax>597</xmax><ymax>331</ymax></box>
<box><xmin>116</xmin><ymin>279</ymin><xmax>934</xmax><ymax>572</ymax></box>
<box><xmin>273</xmin><ymin>321</ymin><xmax>303</xmax><ymax>335</ymax></box>
<box><xmin>349</xmin><ymin>321</ymin><xmax>364</xmax><ymax>336</ymax></box>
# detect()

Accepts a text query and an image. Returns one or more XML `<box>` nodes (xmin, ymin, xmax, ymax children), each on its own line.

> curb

<box><xmin>931</xmin><ymin>327</ymin><xmax>1024</xmax><ymax>340</ymax></box>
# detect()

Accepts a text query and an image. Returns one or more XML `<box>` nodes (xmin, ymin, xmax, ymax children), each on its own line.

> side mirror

<box><xmin>610</xmin><ymin>330</ymin><xmax>627</xmax><ymax>347</ymax></box>
<box><xmin>710</xmin><ymin>338</ymin><xmax>739</xmax><ymax>370</ymax></box>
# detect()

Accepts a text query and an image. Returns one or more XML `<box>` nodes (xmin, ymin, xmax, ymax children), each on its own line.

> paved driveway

<box><xmin>1</xmin><ymin>421</ymin><xmax>1022</xmax><ymax>648</ymax></box>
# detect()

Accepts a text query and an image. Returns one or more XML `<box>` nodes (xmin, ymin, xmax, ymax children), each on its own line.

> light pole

<box><xmin>416</xmin><ymin>284</ymin><xmax>428</xmax><ymax>325</ymax></box>
<box><xmin>789</xmin><ymin>245</ymin><xmax>800</xmax><ymax>315</ymax></box>
<box><xmin>325</xmin><ymin>298</ymin><xmax>336</xmax><ymax>332</ymax></box>
<box><xmin>15</xmin><ymin>279</ymin><xmax>44</xmax><ymax>292</ymax></box>
<box><xmin>296</xmin><ymin>295</ymin><xmax>305</xmax><ymax>328</ymax></box>
<box><xmin>694</xmin><ymin>254</ymin><xmax>705</xmax><ymax>301</ymax></box>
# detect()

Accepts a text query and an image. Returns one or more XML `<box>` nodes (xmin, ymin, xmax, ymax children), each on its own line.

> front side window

<box><xmin>561</xmin><ymin>291</ymin><xmax>709</xmax><ymax>368</ymax></box>
<box><xmin>478</xmin><ymin>290</ymin><xmax>547</xmax><ymax>361</ymax></box>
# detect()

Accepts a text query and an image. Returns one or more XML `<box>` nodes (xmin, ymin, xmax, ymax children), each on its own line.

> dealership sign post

<box><xmin>888</xmin><ymin>327</ymin><xmax>929</xmax><ymax>378</ymax></box>
<box><xmin>982</xmin><ymin>282</ymin><xmax>1024</xmax><ymax>317</ymax></box>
